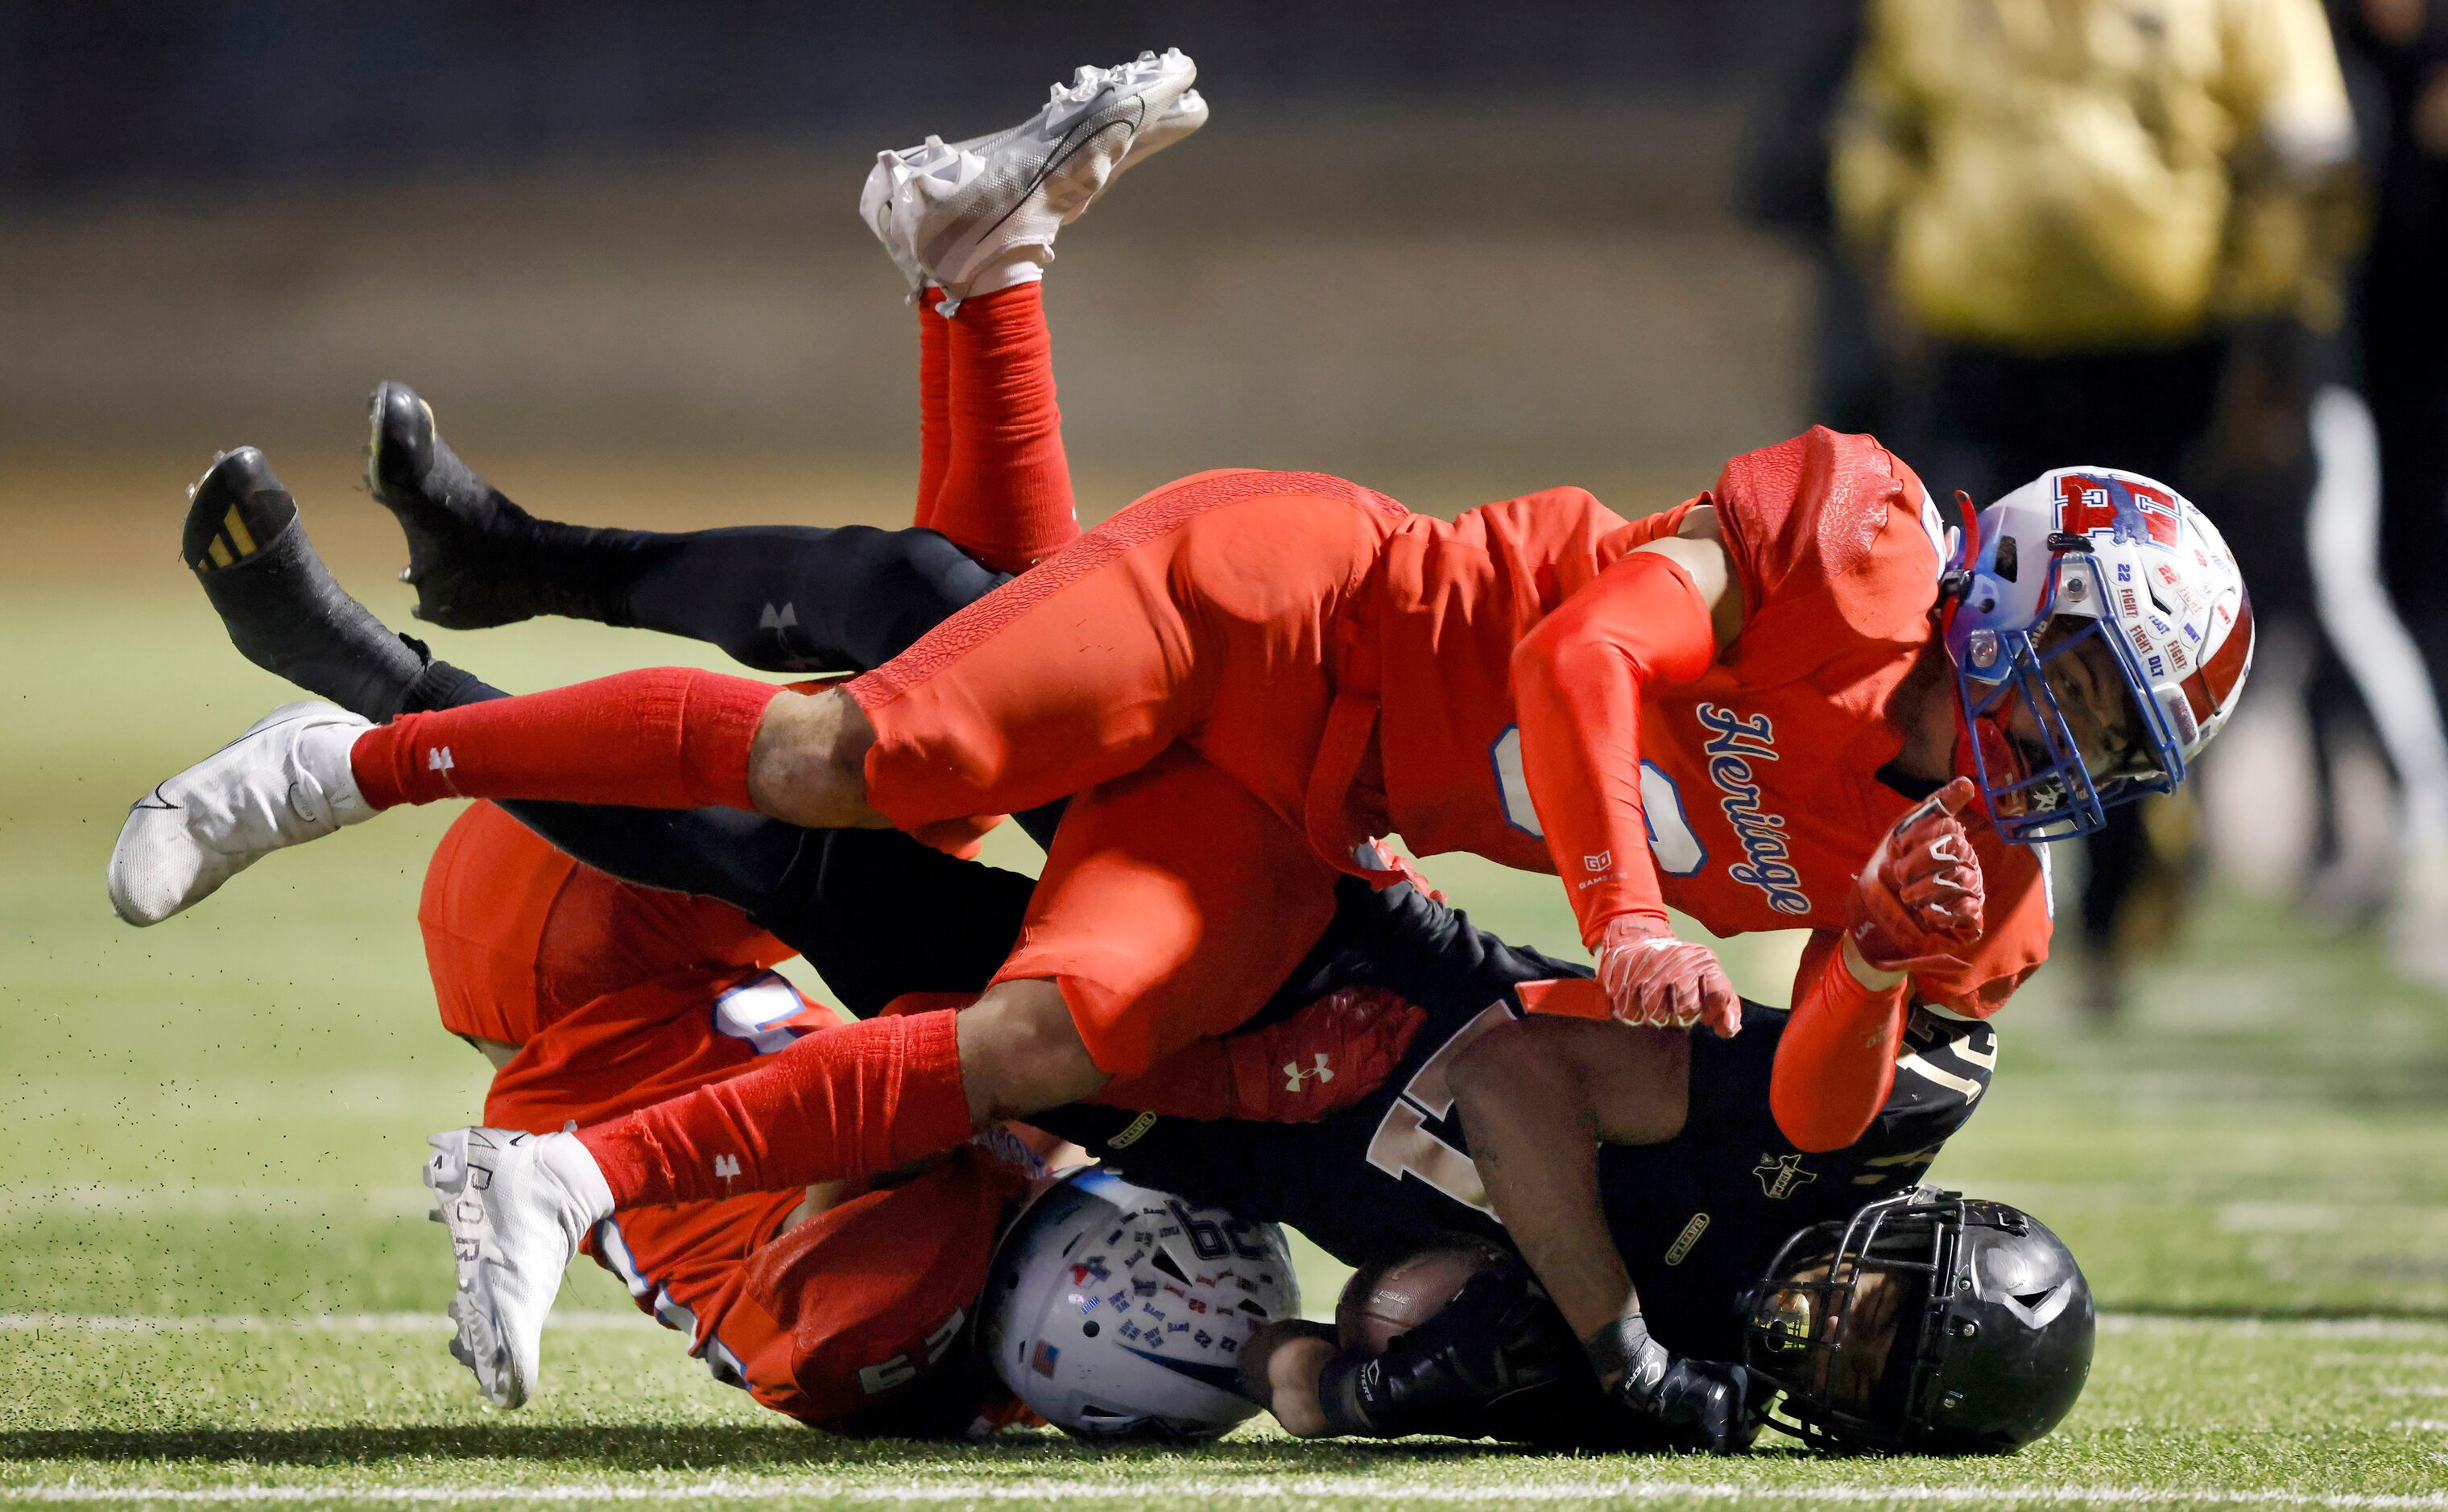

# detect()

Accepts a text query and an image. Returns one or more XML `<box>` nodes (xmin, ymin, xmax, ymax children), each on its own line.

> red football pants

<box><xmin>846</xmin><ymin>467</ymin><xmax>1408</xmax><ymax>1072</ymax></box>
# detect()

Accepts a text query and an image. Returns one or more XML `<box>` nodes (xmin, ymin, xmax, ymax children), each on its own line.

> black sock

<box><xmin>395</xmin><ymin>646</ymin><xmax>501</xmax><ymax>717</ymax></box>
<box><xmin>519</xmin><ymin>522</ymin><xmax>1008</xmax><ymax>674</ymax></box>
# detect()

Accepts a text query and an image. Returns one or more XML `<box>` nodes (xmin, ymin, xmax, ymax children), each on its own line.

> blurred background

<box><xmin>6</xmin><ymin>0</ymin><xmax>2448</xmax><ymax>1411</ymax></box>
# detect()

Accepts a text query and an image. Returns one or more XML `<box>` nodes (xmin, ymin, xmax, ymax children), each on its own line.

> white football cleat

<box><xmin>107</xmin><ymin>700</ymin><xmax>375</xmax><ymax>926</ymax></box>
<box><xmin>860</xmin><ymin>134</ymin><xmax>971</xmax><ymax>295</ymax></box>
<box><xmin>424</xmin><ymin>1127</ymin><xmax>610</xmax><ymax>1409</ymax></box>
<box><xmin>870</xmin><ymin>48</ymin><xmax>1198</xmax><ymax>309</ymax></box>
<box><xmin>861</xmin><ymin>59</ymin><xmax>1205</xmax><ymax>300</ymax></box>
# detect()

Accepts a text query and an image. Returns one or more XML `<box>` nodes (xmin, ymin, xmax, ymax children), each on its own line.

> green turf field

<box><xmin>7</xmin><ymin>477</ymin><xmax>2448</xmax><ymax>1508</ymax></box>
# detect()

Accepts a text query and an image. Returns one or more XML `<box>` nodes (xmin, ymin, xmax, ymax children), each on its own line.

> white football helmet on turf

<box><xmin>1941</xmin><ymin>467</ymin><xmax>2254</xmax><ymax>844</ymax></box>
<box><xmin>977</xmin><ymin>1167</ymin><xmax>1299</xmax><ymax>1440</ymax></box>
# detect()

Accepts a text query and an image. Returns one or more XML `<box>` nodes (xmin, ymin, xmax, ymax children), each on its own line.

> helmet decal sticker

<box><xmin>2053</xmin><ymin>473</ymin><xmax>2181</xmax><ymax>550</ymax></box>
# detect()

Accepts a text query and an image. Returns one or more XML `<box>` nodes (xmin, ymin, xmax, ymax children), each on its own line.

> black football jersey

<box><xmin>1033</xmin><ymin>878</ymin><xmax>1997</xmax><ymax>1364</ymax></box>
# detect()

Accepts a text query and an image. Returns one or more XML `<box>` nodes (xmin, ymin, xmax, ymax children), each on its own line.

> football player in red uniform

<box><xmin>424</xmin><ymin>798</ymin><xmax>1419</xmax><ymax>1431</ymax></box>
<box><xmin>110</xmin><ymin>52</ymin><xmax>2249</xmax><ymax>1431</ymax></box>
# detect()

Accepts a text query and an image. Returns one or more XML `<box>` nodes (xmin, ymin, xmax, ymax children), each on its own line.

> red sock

<box><xmin>351</xmin><ymin>667</ymin><xmax>780</xmax><ymax>812</ymax></box>
<box><xmin>932</xmin><ymin>283</ymin><xmax>1080</xmax><ymax>574</ymax></box>
<box><xmin>913</xmin><ymin>288</ymin><xmax>952</xmax><ymax>530</ymax></box>
<box><xmin>577</xmin><ymin>1008</ymin><xmax>974</xmax><ymax>1204</ymax></box>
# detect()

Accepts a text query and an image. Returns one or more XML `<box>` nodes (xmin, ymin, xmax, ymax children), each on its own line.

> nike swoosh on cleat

<box><xmin>974</xmin><ymin>96</ymin><xmax>1150</xmax><ymax>248</ymax></box>
<box><xmin>130</xmin><ymin>785</ymin><xmax>179</xmax><ymax>812</ymax></box>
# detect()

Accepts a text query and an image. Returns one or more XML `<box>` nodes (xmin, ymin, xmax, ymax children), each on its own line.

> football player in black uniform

<box><xmin>164</xmin><ymin>414</ymin><xmax>2087</xmax><ymax>1452</ymax></box>
<box><xmin>1023</xmin><ymin>877</ymin><xmax>2082</xmax><ymax>1455</ymax></box>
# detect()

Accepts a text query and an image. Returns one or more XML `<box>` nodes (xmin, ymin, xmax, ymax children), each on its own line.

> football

<box><xmin>1334</xmin><ymin>1234</ymin><xmax>1514</xmax><ymax>1354</ymax></box>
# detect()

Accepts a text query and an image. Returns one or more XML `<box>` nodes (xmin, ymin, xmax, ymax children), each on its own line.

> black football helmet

<box><xmin>1738</xmin><ymin>1188</ymin><xmax>2094</xmax><ymax>1454</ymax></box>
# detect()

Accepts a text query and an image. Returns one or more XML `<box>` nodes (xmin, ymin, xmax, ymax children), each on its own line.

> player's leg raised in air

<box><xmin>119</xmin><ymin>45</ymin><xmax>1386</xmax><ymax>1087</ymax></box>
<box><xmin>108</xmin><ymin>52</ymin><xmax>1355</xmax><ymax>1406</ymax></box>
<box><xmin>159</xmin><ymin>433</ymin><xmax>1041</xmax><ymax>998</ymax></box>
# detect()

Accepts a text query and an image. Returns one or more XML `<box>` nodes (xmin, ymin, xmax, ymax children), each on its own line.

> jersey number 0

<box><xmin>1490</xmin><ymin>726</ymin><xmax>1704</xmax><ymax>875</ymax></box>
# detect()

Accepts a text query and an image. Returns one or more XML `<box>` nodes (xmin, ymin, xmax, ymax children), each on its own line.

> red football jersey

<box><xmin>424</xmin><ymin>804</ymin><xmax>1033</xmax><ymax>1432</ymax></box>
<box><xmin>1365</xmin><ymin>428</ymin><xmax>2050</xmax><ymax>1018</ymax></box>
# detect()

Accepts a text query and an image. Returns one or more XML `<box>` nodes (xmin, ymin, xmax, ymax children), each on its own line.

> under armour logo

<box><xmin>759</xmin><ymin>602</ymin><xmax>798</xmax><ymax>632</ymax></box>
<box><xmin>427</xmin><ymin>746</ymin><xmax>454</xmax><ymax>772</ymax></box>
<box><xmin>1282</xmin><ymin>1054</ymin><xmax>1334</xmax><ymax>1093</ymax></box>
<box><xmin>713</xmin><ymin>1154</ymin><xmax>741</xmax><ymax>1181</ymax></box>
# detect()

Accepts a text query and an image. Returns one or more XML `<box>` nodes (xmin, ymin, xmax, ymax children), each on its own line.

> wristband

<box><xmin>1582</xmin><ymin>1312</ymin><xmax>1671</xmax><ymax>1403</ymax></box>
<box><xmin>1315</xmin><ymin>1352</ymin><xmax>1391</xmax><ymax>1437</ymax></box>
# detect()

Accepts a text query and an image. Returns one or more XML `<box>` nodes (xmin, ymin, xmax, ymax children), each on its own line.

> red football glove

<box><xmin>1222</xmin><ymin>985</ymin><xmax>1427</xmax><ymax>1122</ymax></box>
<box><xmin>1846</xmin><ymin>776</ymin><xmax>1987</xmax><ymax>976</ymax></box>
<box><xmin>1593</xmin><ymin>914</ymin><xmax>1743</xmax><ymax>1038</ymax></box>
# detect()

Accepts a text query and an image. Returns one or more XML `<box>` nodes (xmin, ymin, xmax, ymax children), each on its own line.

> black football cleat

<box><xmin>364</xmin><ymin>382</ymin><xmax>616</xmax><ymax>629</ymax></box>
<box><xmin>184</xmin><ymin>447</ymin><xmax>426</xmax><ymax>721</ymax></box>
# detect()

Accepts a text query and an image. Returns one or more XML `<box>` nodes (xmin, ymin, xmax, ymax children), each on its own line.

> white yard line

<box><xmin>0</xmin><ymin>1313</ymin><xmax>654</xmax><ymax>1334</ymax></box>
<box><xmin>2</xmin><ymin>1480</ymin><xmax>2446</xmax><ymax>1506</ymax></box>
<box><xmin>2099</xmin><ymin>1316</ymin><xmax>2448</xmax><ymax>1341</ymax></box>
<box><xmin>10</xmin><ymin>1311</ymin><xmax>2443</xmax><ymax>1339</ymax></box>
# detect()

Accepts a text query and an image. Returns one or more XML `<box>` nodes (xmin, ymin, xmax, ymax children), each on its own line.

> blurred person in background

<box><xmin>2345</xmin><ymin>0</ymin><xmax>2448</xmax><ymax>663</ymax></box>
<box><xmin>1832</xmin><ymin>0</ymin><xmax>2367</xmax><ymax>1015</ymax></box>
<box><xmin>2331</xmin><ymin>0</ymin><xmax>2448</xmax><ymax>979</ymax></box>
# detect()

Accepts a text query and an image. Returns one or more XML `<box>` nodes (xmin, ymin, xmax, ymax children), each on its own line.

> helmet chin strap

<box><xmin>1950</xmin><ymin>720</ymin><xmax>1982</xmax><ymax>791</ymax></box>
<box><xmin>1953</xmin><ymin>707</ymin><xmax>2028</xmax><ymax>816</ymax></box>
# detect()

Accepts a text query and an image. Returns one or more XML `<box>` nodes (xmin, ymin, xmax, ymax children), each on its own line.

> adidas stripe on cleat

<box><xmin>184</xmin><ymin>448</ymin><xmax>292</xmax><ymax>572</ymax></box>
<box><xmin>182</xmin><ymin>448</ymin><xmax>427</xmax><ymax>721</ymax></box>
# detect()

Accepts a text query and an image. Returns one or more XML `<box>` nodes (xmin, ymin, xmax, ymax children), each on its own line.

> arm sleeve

<box><xmin>1770</xmin><ymin>931</ymin><xmax>1910</xmax><ymax>1154</ymax></box>
<box><xmin>1511</xmin><ymin>549</ymin><xmax>1721</xmax><ymax>948</ymax></box>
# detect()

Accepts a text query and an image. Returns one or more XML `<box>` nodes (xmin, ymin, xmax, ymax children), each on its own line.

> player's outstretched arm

<box><xmin>1446</xmin><ymin>1017</ymin><xmax>1685</xmax><ymax>1344</ymax></box>
<box><xmin>1510</xmin><ymin>511</ymin><xmax>1746</xmax><ymax>1034</ymax></box>
<box><xmin>1447</xmin><ymin>1015</ymin><xmax>1756</xmax><ymax>1451</ymax></box>
<box><xmin>1772</xmin><ymin>777</ymin><xmax>1987</xmax><ymax>1151</ymax></box>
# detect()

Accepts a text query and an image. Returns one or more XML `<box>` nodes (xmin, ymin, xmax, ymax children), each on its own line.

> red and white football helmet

<box><xmin>1941</xmin><ymin>467</ymin><xmax>2255</xmax><ymax>844</ymax></box>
